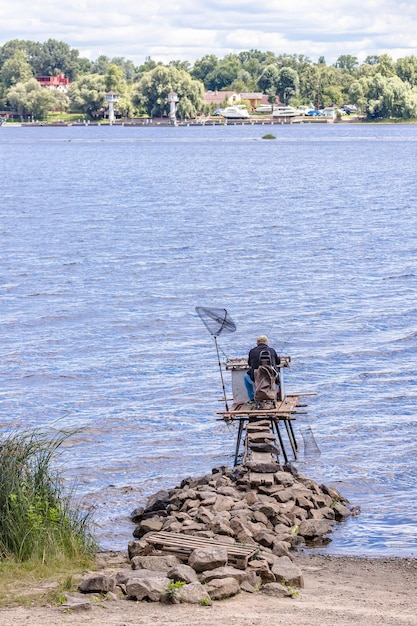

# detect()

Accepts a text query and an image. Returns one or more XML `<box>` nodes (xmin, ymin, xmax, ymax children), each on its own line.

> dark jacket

<box><xmin>247</xmin><ymin>343</ymin><xmax>280</xmax><ymax>381</ymax></box>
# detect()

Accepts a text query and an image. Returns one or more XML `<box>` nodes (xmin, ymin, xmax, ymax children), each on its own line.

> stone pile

<box><xmin>74</xmin><ymin>462</ymin><xmax>357</xmax><ymax>608</ymax></box>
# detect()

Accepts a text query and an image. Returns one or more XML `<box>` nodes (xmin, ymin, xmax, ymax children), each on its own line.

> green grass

<box><xmin>46</xmin><ymin>112</ymin><xmax>88</xmax><ymax>123</ymax></box>
<box><xmin>0</xmin><ymin>557</ymin><xmax>94</xmax><ymax>607</ymax></box>
<box><xmin>0</xmin><ymin>428</ymin><xmax>96</xmax><ymax>565</ymax></box>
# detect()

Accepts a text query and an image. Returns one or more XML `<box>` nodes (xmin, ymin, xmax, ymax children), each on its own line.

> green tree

<box><xmin>168</xmin><ymin>60</ymin><xmax>192</xmax><ymax>73</ymax></box>
<box><xmin>0</xmin><ymin>49</ymin><xmax>33</xmax><ymax>87</ymax></box>
<box><xmin>191</xmin><ymin>54</ymin><xmax>219</xmax><ymax>84</ymax></box>
<box><xmin>364</xmin><ymin>55</ymin><xmax>380</xmax><ymax>66</ymax></box>
<box><xmin>365</xmin><ymin>74</ymin><xmax>417</xmax><ymax>119</ymax></box>
<box><xmin>135</xmin><ymin>65</ymin><xmax>204</xmax><ymax>118</ymax></box>
<box><xmin>90</xmin><ymin>55</ymin><xmax>110</xmax><ymax>75</ymax></box>
<box><xmin>231</xmin><ymin>69</ymin><xmax>253</xmax><ymax>92</ymax></box>
<box><xmin>136</xmin><ymin>56</ymin><xmax>161</xmax><ymax>78</ymax></box>
<box><xmin>276</xmin><ymin>66</ymin><xmax>299</xmax><ymax>104</ymax></box>
<box><xmin>110</xmin><ymin>57</ymin><xmax>138</xmax><ymax>81</ymax></box>
<box><xmin>68</xmin><ymin>74</ymin><xmax>107</xmax><ymax>117</ymax></box>
<box><xmin>257</xmin><ymin>63</ymin><xmax>279</xmax><ymax>94</ymax></box>
<box><xmin>395</xmin><ymin>56</ymin><xmax>417</xmax><ymax>86</ymax></box>
<box><xmin>32</xmin><ymin>39</ymin><xmax>84</xmax><ymax>81</ymax></box>
<box><xmin>205</xmin><ymin>55</ymin><xmax>241</xmax><ymax>90</ymax></box>
<box><xmin>105</xmin><ymin>64</ymin><xmax>126</xmax><ymax>94</ymax></box>
<box><xmin>7</xmin><ymin>78</ymin><xmax>67</xmax><ymax>119</ymax></box>
<box><xmin>335</xmin><ymin>55</ymin><xmax>358</xmax><ymax>72</ymax></box>
<box><xmin>348</xmin><ymin>79</ymin><xmax>368</xmax><ymax>113</ymax></box>
<box><xmin>374</xmin><ymin>54</ymin><xmax>396</xmax><ymax>77</ymax></box>
<box><xmin>0</xmin><ymin>39</ymin><xmax>42</xmax><ymax>72</ymax></box>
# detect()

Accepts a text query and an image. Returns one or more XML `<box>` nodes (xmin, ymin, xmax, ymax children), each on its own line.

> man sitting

<box><xmin>244</xmin><ymin>335</ymin><xmax>280</xmax><ymax>401</ymax></box>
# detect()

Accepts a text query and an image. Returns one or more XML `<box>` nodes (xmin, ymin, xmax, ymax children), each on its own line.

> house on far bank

<box><xmin>239</xmin><ymin>92</ymin><xmax>265</xmax><ymax>109</ymax></box>
<box><xmin>204</xmin><ymin>91</ymin><xmax>240</xmax><ymax>107</ymax></box>
<box><xmin>204</xmin><ymin>90</ymin><xmax>280</xmax><ymax>110</ymax></box>
<box><xmin>36</xmin><ymin>73</ymin><xmax>71</xmax><ymax>92</ymax></box>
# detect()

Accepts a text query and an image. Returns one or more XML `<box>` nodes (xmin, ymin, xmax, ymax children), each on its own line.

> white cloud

<box><xmin>2</xmin><ymin>0</ymin><xmax>417</xmax><ymax>65</ymax></box>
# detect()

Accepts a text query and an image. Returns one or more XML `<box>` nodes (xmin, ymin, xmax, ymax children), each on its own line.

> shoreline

<box><xmin>2</xmin><ymin>117</ymin><xmax>416</xmax><ymax>128</ymax></box>
<box><xmin>0</xmin><ymin>116</ymin><xmax>364</xmax><ymax>128</ymax></box>
<box><xmin>1</xmin><ymin>552</ymin><xmax>416</xmax><ymax>625</ymax></box>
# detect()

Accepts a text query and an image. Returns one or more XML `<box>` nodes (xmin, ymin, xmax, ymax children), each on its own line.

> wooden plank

<box><xmin>145</xmin><ymin>532</ymin><xmax>257</xmax><ymax>556</ymax></box>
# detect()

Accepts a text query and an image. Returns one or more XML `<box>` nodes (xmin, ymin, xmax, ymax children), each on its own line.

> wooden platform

<box><xmin>144</xmin><ymin>531</ymin><xmax>259</xmax><ymax>570</ymax></box>
<box><xmin>217</xmin><ymin>395</ymin><xmax>300</xmax><ymax>419</ymax></box>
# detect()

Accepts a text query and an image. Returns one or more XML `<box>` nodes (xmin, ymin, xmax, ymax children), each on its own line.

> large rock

<box><xmin>146</xmin><ymin>489</ymin><xmax>170</xmax><ymax>512</ymax></box>
<box><xmin>254</xmin><ymin>528</ymin><xmax>277</xmax><ymax>549</ymax></box>
<box><xmin>298</xmin><ymin>519</ymin><xmax>334</xmax><ymax>539</ymax></box>
<box><xmin>173</xmin><ymin>581</ymin><xmax>212</xmax><ymax>605</ymax></box>
<box><xmin>131</xmin><ymin>555</ymin><xmax>180</xmax><ymax>571</ymax></box>
<box><xmin>126</xmin><ymin>575</ymin><xmax>169</xmax><ymax>601</ymax></box>
<box><xmin>258</xmin><ymin>500</ymin><xmax>283</xmax><ymax>519</ymax></box>
<box><xmin>270</xmin><ymin>556</ymin><xmax>304</xmax><ymax>588</ymax></box>
<box><xmin>247</xmin><ymin>559</ymin><xmax>275</xmax><ymax>583</ymax></box>
<box><xmin>116</xmin><ymin>568</ymin><xmax>169</xmax><ymax>585</ymax></box>
<box><xmin>205</xmin><ymin>576</ymin><xmax>240</xmax><ymax>600</ymax></box>
<box><xmin>212</xmin><ymin>495</ymin><xmax>235</xmax><ymax>512</ymax></box>
<box><xmin>274</xmin><ymin>471</ymin><xmax>296</xmax><ymax>487</ymax></box>
<box><xmin>261</xmin><ymin>582</ymin><xmax>291</xmax><ymax>597</ymax></box>
<box><xmin>200</xmin><ymin>566</ymin><xmax>248</xmax><ymax>584</ymax></box>
<box><xmin>78</xmin><ymin>575</ymin><xmax>116</xmax><ymax>594</ymax></box>
<box><xmin>166</xmin><ymin>564</ymin><xmax>198</xmax><ymax>584</ymax></box>
<box><xmin>127</xmin><ymin>539</ymin><xmax>152</xmax><ymax>560</ymax></box>
<box><xmin>133</xmin><ymin>517</ymin><xmax>163</xmax><ymax>538</ymax></box>
<box><xmin>332</xmin><ymin>501</ymin><xmax>352</xmax><ymax>521</ymax></box>
<box><xmin>188</xmin><ymin>546</ymin><xmax>228</xmax><ymax>572</ymax></box>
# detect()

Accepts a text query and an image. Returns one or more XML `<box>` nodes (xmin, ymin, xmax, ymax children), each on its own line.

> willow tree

<box><xmin>276</xmin><ymin>67</ymin><xmax>299</xmax><ymax>104</ymax></box>
<box><xmin>7</xmin><ymin>78</ymin><xmax>68</xmax><ymax>119</ymax></box>
<box><xmin>0</xmin><ymin>49</ymin><xmax>33</xmax><ymax>88</ymax></box>
<box><xmin>68</xmin><ymin>73</ymin><xmax>107</xmax><ymax>117</ymax></box>
<box><xmin>134</xmin><ymin>66</ymin><xmax>204</xmax><ymax>118</ymax></box>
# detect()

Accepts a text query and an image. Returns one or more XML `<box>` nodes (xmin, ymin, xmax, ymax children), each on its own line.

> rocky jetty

<box><xmin>73</xmin><ymin>462</ymin><xmax>357</xmax><ymax>608</ymax></box>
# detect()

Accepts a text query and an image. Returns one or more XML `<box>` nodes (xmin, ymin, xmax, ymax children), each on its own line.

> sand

<box><xmin>1</xmin><ymin>553</ymin><xmax>417</xmax><ymax>626</ymax></box>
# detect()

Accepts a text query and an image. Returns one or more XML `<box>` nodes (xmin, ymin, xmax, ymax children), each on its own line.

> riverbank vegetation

<box><xmin>0</xmin><ymin>427</ymin><xmax>96</xmax><ymax>597</ymax></box>
<box><xmin>2</xmin><ymin>39</ymin><xmax>417</xmax><ymax>121</ymax></box>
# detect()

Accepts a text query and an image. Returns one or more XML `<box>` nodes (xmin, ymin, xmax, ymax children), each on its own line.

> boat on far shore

<box><xmin>272</xmin><ymin>106</ymin><xmax>303</xmax><ymax>118</ymax></box>
<box><xmin>222</xmin><ymin>105</ymin><xmax>250</xmax><ymax>119</ymax></box>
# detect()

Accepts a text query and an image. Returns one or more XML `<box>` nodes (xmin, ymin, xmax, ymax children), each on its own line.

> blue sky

<box><xmin>3</xmin><ymin>0</ymin><xmax>417</xmax><ymax>65</ymax></box>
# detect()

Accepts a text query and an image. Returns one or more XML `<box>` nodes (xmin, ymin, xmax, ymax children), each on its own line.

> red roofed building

<box><xmin>36</xmin><ymin>73</ymin><xmax>71</xmax><ymax>92</ymax></box>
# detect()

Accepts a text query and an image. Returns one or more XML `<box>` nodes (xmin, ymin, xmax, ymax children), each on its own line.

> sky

<box><xmin>2</xmin><ymin>0</ymin><xmax>417</xmax><ymax>66</ymax></box>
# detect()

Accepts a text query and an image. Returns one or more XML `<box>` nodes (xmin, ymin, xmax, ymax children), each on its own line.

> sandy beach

<box><xmin>1</xmin><ymin>553</ymin><xmax>416</xmax><ymax>626</ymax></box>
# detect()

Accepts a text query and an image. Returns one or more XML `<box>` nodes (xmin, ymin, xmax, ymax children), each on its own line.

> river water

<box><xmin>1</xmin><ymin>122</ymin><xmax>417</xmax><ymax>556</ymax></box>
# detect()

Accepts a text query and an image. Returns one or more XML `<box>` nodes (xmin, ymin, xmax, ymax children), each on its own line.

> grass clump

<box><xmin>164</xmin><ymin>579</ymin><xmax>186</xmax><ymax>603</ymax></box>
<box><xmin>0</xmin><ymin>428</ymin><xmax>96</xmax><ymax>566</ymax></box>
<box><xmin>262</xmin><ymin>133</ymin><xmax>276</xmax><ymax>139</ymax></box>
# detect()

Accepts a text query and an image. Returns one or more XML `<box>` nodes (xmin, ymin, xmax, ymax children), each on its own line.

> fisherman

<box><xmin>244</xmin><ymin>335</ymin><xmax>280</xmax><ymax>401</ymax></box>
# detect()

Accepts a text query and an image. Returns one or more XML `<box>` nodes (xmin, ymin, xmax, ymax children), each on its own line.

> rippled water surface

<box><xmin>1</xmin><ymin>123</ymin><xmax>417</xmax><ymax>555</ymax></box>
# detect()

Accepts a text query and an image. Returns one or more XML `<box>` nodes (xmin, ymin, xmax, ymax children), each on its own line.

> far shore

<box><xmin>3</xmin><ymin>116</ymin><xmax>417</xmax><ymax>128</ymax></box>
<box><xmin>1</xmin><ymin>115</ymin><xmax>367</xmax><ymax>128</ymax></box>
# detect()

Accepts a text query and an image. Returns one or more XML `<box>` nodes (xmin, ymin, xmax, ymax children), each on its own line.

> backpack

<box><xmin>254</xmin><ymin>349</ymin><xmax>279</xmax><ymax>402</ymax></box>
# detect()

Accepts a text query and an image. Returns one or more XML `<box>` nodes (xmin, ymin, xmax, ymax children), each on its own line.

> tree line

<box><xmin>2</xmin><ymin>38</ymin><xmax>417</xmax><ymax>120</ymax></box>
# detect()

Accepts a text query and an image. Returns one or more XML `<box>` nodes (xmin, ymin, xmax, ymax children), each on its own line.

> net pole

<box><xmin>214</xmin><ymin>335</ymin><xmax>229</xmax><ymax>411</ymax></box>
